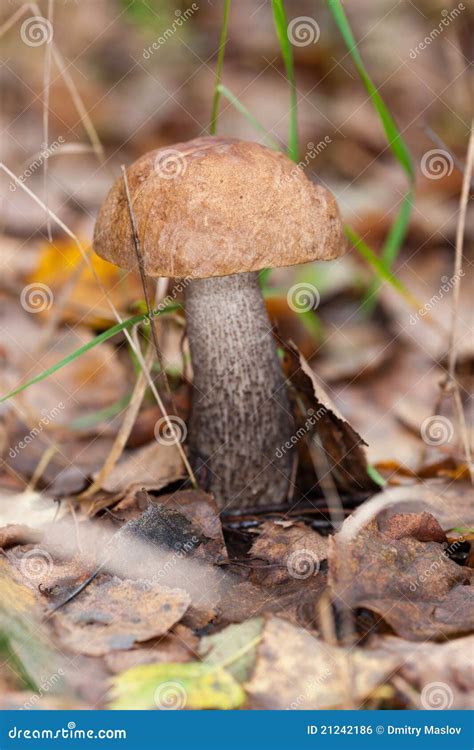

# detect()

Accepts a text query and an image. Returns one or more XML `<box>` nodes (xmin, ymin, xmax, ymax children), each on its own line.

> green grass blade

<box><xmin>209</xmin><ymin>0</ymin><xmax>232</xmax><ymax>135</ymax></box>
<box><xmin>0</xmin><ymin>304</ymin><xmax>181</xmax><ymax>404</ymax></box>
<box><xmin>327</xmin><ymin>0</ymin><xmax>414</xmax><ymax>180</ymax></box>
<box><xmin>271</xmin><ymin>0</ymin><xmax>298</xmax><ymax>162</ymax></box>
<box><xmin>216</xmin><ymin>85</ymin><xmax>281</xmax><ymax>151</ymax></box>
<box><xmin>70</xmin><ymin>393</ymin><xmax>132</xmax><ymax>430</ymax></box>
<box><xmin>346</xmin><ymin>226</ymin><xmax>420</xmax><ymax>310</ymax></box>
<box><xmin>326</xmin><ymin>0</ymin><xmax>415</xmax><ymax>310</ymax></box>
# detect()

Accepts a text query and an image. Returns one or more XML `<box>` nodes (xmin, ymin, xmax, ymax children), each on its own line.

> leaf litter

<box><xmin>0</xmin><ymin>0</ymin><xmax>472</xmax><ymax>712</ymax></box>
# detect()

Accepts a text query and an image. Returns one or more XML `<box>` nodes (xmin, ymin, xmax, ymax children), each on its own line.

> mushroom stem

<box><xmin>185</xmin><ymin>271</ymin><xmax>294</xmax><ymax>510</ymax></box>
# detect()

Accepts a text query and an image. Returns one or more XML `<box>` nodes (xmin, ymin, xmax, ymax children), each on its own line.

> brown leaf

<box><xmin>156</xmin><ymin>489</ymin><xmax>228</xmax><ymax>564</ymax></box>
<box><xmin>371</xmin><ymin>634</ymin><xmax>474</xmax><ymax>709</ymax></box>
<box><xmin>250</xmin><ymin>520</ymin><xmax>328</xmax><ymax>585</ymax></box>
<box><xmin>245</xmin><ymin>616</ymin><xmax>399</xmax><ymax>709</ymax></box>
<box><xmin>378</xmin><ymin>512</ymin><xmax>447</xmax><ymax>543</ymax></box>
<box><xmin>53</xmin><ymin>577</ymin><xmax>190</xmax><ymax>657</ymax></box>
<box><xmin>99</xmin><ymin>442</ymin><xmax>184</xmax><ymax>495</ymax></box>
<box><xmin>283</xmin><ymin>341</ymin><xmax>378</xmax><ymax>493</ymax></box>
<box><xmin>104</xmin><ymin>626</ymin><xmax>198</xmax><ymax>673</ymax></box>
<box><xmin>329</xmin><ymin>519</ymin><xmax>473</xmax><ymax>640</ymax></box>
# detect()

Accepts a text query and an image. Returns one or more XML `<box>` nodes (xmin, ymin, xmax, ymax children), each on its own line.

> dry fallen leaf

<box><xmin>329</xmin><ymin>518</ymin><xmax>473</xmax><ymax>640</ymax></box>
<box><xmin>245</xmin><ymin>616</ymin><xmax>399</xmax><ymax>709</ymax></box>
<box><xmin>99</xmin><ymin>442</ymin><xmax>184</xmax><ymax>495</ymax></box>
<box><xmin>378</xmin><ymin>511</ymin><xmax>447</xmax><ymax>543</ymax></box>
<box><xmin>53</xmin><ymin>577</ymin><xmax>190</xmax><ymax>657</ymax></box>
<box><xmin>370</xmin><ymin>634</ymin><xmax>474</xmax><ymax>709</ymax></box>
<box><xmin>283</xmin><ymin>341</ymin><xmax>378</xmax><ymax>494</ymax></box>
<box><xmin>250</xmin><ymin>520</ymin><xmax>328</xmax><ymax>585</ymax></box>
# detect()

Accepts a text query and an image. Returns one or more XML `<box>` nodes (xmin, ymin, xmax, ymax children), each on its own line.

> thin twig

<box><xmin>443</xmin><ymin>120</ymin><xmax>474</xmax><ymax>481</ymax></box>
<box><xmin>43</xmin><ymin>0</ymin><xmax>54</xmax><ymax>241</ymax></box>
<box><xmin>121</xmin><ymin>165</ymin><xmax>174</xmax><ymax>405</ymax></box>
<box><xmin>79</xmin><ymin>344</ymin><xmax>155</xmax><ymax>500</ymax></box>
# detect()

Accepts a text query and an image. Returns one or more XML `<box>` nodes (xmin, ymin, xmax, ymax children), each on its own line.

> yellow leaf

<box><xmin>109</xmin><ymin>662</ymin><xmax>246</xmax><ymax>710</ymax></box>
<box><xmin>27</xmin><ymin>239</ymin><xmax>143</xmax><ymax>328</ymax></box>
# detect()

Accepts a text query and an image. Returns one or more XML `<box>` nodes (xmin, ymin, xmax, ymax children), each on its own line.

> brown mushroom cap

<box><xmin>94</xmin><ymin>136</ymin><xmax>346</xmax><ymax>279</ymax></box>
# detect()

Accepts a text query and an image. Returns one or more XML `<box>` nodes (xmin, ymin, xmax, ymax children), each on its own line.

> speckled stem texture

<box><xmin>185</xmin><ymin>272</ymin><xmax>294</xmax><ymax>511</ymax></box>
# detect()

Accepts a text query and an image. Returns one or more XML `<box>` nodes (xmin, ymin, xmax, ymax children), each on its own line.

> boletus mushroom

<box><xmin>94</xmin><ymin>137</ymin><xmax>345</xmax><ymax>511</ymax></box>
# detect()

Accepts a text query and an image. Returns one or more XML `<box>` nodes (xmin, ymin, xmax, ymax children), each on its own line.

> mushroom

<box><xmin>94</xmin><ymin>136</ymin><xmax>345</xmax><ymax>510</ymax></box>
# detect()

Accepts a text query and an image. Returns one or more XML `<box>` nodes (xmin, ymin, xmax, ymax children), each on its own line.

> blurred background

<box><xmin>0</xmin><ymin>0</ymin><xmax>472</xmax><ymax>491</ymax></box>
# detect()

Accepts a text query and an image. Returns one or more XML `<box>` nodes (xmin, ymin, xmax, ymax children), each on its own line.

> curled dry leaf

<box><xmin>245</xmin><ymin>616</ymin><xmax>399</xmax><ymax>709</ymax></box>
<box><xmin>283</xmin><ymin>341</ymin><xmax>378</xmax><ymax>493</ymax></box>
<box><xmin>53</xmin><ymin>577</ymin><xmax>190</xmax><ymax>657</ymax></box>
<box><xmin>329</xmin><ymin>518</ymin><xmax>473</xmax><ymax>640</ymax></box>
